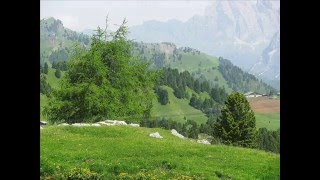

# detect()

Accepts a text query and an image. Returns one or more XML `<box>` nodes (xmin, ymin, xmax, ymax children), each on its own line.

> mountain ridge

<box><xmin>128</xmin><ymin>1</ymin><xmax>280</xmax><ymax>88</ymax></box>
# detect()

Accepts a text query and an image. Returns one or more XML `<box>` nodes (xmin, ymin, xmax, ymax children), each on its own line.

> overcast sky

<box><xmin>41</xmin><ymin>0</ymin><xmax>280</xmax><ymax>32</ymax></box>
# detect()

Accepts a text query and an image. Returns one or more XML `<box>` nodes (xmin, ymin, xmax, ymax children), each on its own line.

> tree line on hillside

<box><xmin>40</xmin><ymin>61</ymin><xmax>64</xmax><ymax>82</ymax></box>
<box><xmin>218</xmin><ymin>57</ymin><xmax>277</xmax><ymax>94</ymax></box>
<box><xmin>52</xmin><ymin>61</ymin><xmax>68</xmax><ymax>71</ymax></box>
<box><xmin>49</xmin><ymin>48</ymin><xmax>69</xmax><ymax>63</ymax></box>
<box><xmin>40</xmin><ymin>74</ymin><xmax>52</xmax><ymax>97</ymax></box>
<box><xmin>154</xmin><ymin>68</ymin><xmax>227</xmax><ymax>118</ymax></box>
<box><xmin>40</xmin><ymin>62</ymin><xmax>52</xmax><ymax>97</ymax></box>
<box><xmin>132</xmin><ymin>42</ymin><xmax>184</xmax><ymax>69</ymax></box>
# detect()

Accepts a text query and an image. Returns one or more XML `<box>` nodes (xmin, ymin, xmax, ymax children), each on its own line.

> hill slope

<box><xmin>151</xmin><ymin>86</ymin><xmax>208</xmax><ymax>124</ymax></box>
<box><xmin>40</xmin><ymin>67</ymin><xmax>65</xmax><ymax>120</ymax></box>
<box><xmin>41</xmin><ymin>126</ymin><xmax>280</xmax><ymax>179</ymax></box>
<box><xmin>40</xmin><ymin>17</ymin><xmax>276</xmax><ymax>94</ymax></box>
<box><xmin>128</xmin><ymin>1</ymin><xmax>280</xmax><ymax>85</ymax></box>
<box><xmin>133</xmin><ymin>42</ymin><xmax>276</xmax><ymax>94</ymax></box>
<box><xmin>40</xmin><ymin>17</ymin><xmax>90</xmax><ymax>65</ymax></box>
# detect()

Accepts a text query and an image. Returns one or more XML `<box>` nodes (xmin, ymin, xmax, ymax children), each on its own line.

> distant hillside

<box><xmin>151</xmin><ymin>85</ymin><xmax>208</xmax><ymax>124</ymax></box>
<box><xmin>128</xmin><ymin>1</ymin><xmax>280</xmax><ymax>84</ymax></box>
<box><xmin>40</xmin><ymin>17</ymin><xmax>276</xmax><ymax>94</ymax></box>
<box><xmin>249</xmin><ymin>31</ymin><xmax>280</xmax><ymax>90</ymax></box>
<box><xmin>40</xmin><ymin>17</ymin><xmax>91</xmax><ymax>65</ymax></box>
<box><xmin>132</xmin><ymin>41</ymin><xmax>276</xmax><ymax>94</ymax></box>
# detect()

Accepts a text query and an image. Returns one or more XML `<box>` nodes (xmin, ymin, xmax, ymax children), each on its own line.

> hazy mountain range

<box><xmin>127</xmin><ymin>0</ymin><xmax>280</xmax><ymax>89</ymax></box>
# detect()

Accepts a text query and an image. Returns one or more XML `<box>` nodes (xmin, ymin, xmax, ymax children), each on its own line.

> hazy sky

<box><xmin>41</xmin><ymin>0</ymin><xmax>280</xmax><ymax>32</ymax></box>
<box><xmin>41</xmin><ymin>1</ymin><xmax>212</xmax><ymax>31</ymax></box>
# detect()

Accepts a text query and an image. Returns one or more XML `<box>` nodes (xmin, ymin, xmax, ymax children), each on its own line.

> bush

<box><xmin>160</xmin><ymin>161</ymin><xmax>176</xmax><ymax>170</ymax></box>
<box><xmin>67</xmin><ymin>168</ymin><xmax>100</xmax><ymax>180</ymax></box>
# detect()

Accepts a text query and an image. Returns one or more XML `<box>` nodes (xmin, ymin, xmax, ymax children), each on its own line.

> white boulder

<box><xmin>98</xmin><ymin>120</ymin><xmax>127</xmax><ymax>126</ymax></box>
<box><xmin>171</xmin><ymin>129</ymin><xmax>185</xmax><ymax>139</ymax></box>
<box><xmin>97</xmin><ymin>121</ymin><xmax>112</xmax><ymax>126</ymax></box>
<box><xmin>72</xmin><ymin>123</ymin><xmax>91</xmax><ymax>126</ymax></box>
<box><xmin>197</xmin><ymin>139</ymin><xmax>211</xmax><ymax>145</ymax></box>
<box><xmin>59</xmin><ymin>123</ymin><xmax>69</xmax><ymax>126</ymax></box>
<box><xmin>149</xmin><ymin>132</ymin><xmax>163</xmax><ymax>139</ymax></box>
<box><xmin>129</xmin><ymin>123</ymin><xmax>140</xmax><ymax>127</ymax></box>
<box><xmin>91</xmin><ymin>123</ymin><xmax>101</xmax><ymax>126</ymax></box>
<box><xmin>106</xmin><ymin>120</ymin><xmax>127</xmax><ymax>126</ymax></box>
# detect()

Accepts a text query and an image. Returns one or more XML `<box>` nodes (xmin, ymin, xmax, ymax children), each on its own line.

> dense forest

<box><xmin>218</xmin><ymin>57</ymin><xmax>277</xmax><ymax>94</ymax></box>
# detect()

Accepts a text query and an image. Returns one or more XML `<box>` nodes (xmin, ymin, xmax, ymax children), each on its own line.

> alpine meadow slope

<box><xmin>41</xmin><ymin>126</ymin><xmax>280</xmax><ymax>179</ymax></box>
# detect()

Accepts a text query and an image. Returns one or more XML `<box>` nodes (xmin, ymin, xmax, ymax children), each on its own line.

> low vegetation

<box><xmin>41</xmin><ymin>126</ymin><xmax>280</xmax><ymax>179</ymax></box>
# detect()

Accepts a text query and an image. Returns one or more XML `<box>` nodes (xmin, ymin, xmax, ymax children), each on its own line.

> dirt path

<box><xmin>248</xmin><ymin>97</ymin><xmax>280</xmax><ymax>113</ymax></box>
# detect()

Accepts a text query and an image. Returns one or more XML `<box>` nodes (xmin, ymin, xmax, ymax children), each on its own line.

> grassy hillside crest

<box><xmin>41</xmin><ymin>126</ymin><xmax>280</xmax><ymax>179</ymax></box>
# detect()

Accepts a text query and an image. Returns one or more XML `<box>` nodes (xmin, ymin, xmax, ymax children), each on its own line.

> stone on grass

<box><xmin>98</xmin><ymin>120</ymin><xmax>127</xmax><ymax>126</ymax></box>
<box><xmin>129</xmin><ymin>123</ymin><xmax>140</xmax><ymax>127</ymax></box>
<box><xmin>149</xmin><ymin>132</ymin><xmax>163</xmax><ymax>139</ymax></box>
<box><xmin>197</xmin><ymin>139</ymin><xmax>211</xmax><ymax>145</ymax></box>
<box><xmin>106</xmin><ymin>120</ymin><xmax>127</xmax><ymax>126</ymax></box>
<box><xmin>91</xmin><ymin>123</ymin><xmax>101</xmax><ymax>126</ymax></box>
<box><xmin>59</xmin><ymin>123</ymin><xmax>69</xmax><ymax>126</ymax></box>
<box><xmin>97</xmin><ymin>121</ymin><xmax>115</xmax><ymax>126</ymax></box>
<box><xmin>72</xmin><ymin>123</ymin><xmax>91</xmax><ymax>126</ymax></box>
<box><xmin>171</xmin><ymin>129</ymin><xmax>185</xmax><ymax>139</ymax></box>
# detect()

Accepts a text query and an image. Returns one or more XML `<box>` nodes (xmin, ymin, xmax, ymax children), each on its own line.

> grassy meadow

<box><xmin>255</xmin><ymin>113</ymin><xmax>280</xmax><ymax>131</ymax></box>
<box><xmin>41</xmin><ymin>126</ymin><xmax>280</xmax><ymax>179</ymax></box>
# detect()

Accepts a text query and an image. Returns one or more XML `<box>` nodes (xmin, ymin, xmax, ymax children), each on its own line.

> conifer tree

<box><xmin>213</xmin><ymin>92</ymin><xmax>257</xmax><ymax>148</ymax></box>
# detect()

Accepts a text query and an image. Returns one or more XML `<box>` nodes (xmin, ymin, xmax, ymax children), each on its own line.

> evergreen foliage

<box><xmin>44</xmin><ymin>20</ymin><xmax>159</xmax><ymax>124</ymax></box>
<box><xmin>213</xmin><ymin>92</ymin><xmax>257</xmax><ymax>148</ymax></box>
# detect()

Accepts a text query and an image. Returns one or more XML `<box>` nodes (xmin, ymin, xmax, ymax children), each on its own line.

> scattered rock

<box><xmin>129</xmin><ymin>123</ymin><xmax>140</xmax><ymax>127</ymax></box>
<box><xmin>97</xmin><ymin>121</ymin><xmax>114</xmax><ymax>126</ymax></box>
<box><xmin>149</xmin><ymin>132</ymin><xmax>163</xmax><ymax>139</ymax></box>
<box><xmin>197</xmin><ymin>139</ymin><xmax>211</xmax><ymax>145</ymax></box>
<box><xmin>58</xmin><ymin>123</ymin><xmax>69</xmax><ymax>126</ymax></box>
<box><xmin>69</xmin><ymin>120</ymin><xmax>128</xmax><ymax>127</ymax></box>
<box><xmin>171</xmin><ymin>129</ymin><xmax>185</xmax><ymax>138</ymax></box>
<box><xmin>40</xmin><ymin>121</ymin><xmax>47</xmax><ymax>126</ymax></box>
<box><xmin>98</xmin><ymin>120</ymin><xmax>128</xmax><ymax>126</ymax></box>
<box><xmin>106</xmin><ymin>120</ymin><xmax>127</xmax><ymax>126</ymax></box>
<box><xmin>72</xmin><ymin>123</ymin><xmax>91</xmax><ymax>126</ymax></box>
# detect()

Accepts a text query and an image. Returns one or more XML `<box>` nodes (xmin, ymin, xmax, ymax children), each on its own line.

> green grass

<box><xmin>41</xmin><ymin>126</ymin><xmax>280</xmax><ymax>179</ymax></box>
<box><xmin>40</xmin><ymin>94</ymin><xmax>49</xmax><ymax>120</ymax></box>
<box><xmin>169</xmin><ymin>52</ymin><xmax>231</xmax><ymax>92</ymax></box>
<box><xmin>151</xmin><ymin>86</ymin><xmax>208</xmax><ymax>124</ymax></box>
<box><xmin>185</xmin><ymin>87</ymin><xmax>211</xmax><ymax>101</ymax></box>
<box><xmin>40</xmin><ymin>68</ymin><xmax>65</xmax><ymax>120</ymax></box>
<box><xmin>255</xmin><ymin>113</ymin><xmax>280</xmax><ymax>131</ymax></box>
<box><xmin>46</xmin><ymin>68</ymin><xmax>65</xmax><ymax>89</ymax></box>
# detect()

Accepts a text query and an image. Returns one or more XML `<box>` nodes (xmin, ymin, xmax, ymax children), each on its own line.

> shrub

<box><xmin>160</xmin><ymin>161</ymin><xmax>176</xmax><ymax>170</ymax></box>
